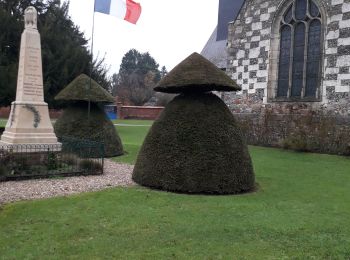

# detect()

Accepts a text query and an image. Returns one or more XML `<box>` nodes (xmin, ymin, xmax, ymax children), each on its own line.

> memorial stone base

<box><xmin>0</xmin><ymin>101</ymin><xmax>61</xmax><ymax>152</ymax></box>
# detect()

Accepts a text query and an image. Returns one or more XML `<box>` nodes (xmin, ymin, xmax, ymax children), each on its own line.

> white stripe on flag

<box><xmin>110</xmin><ymin>0</ymin><xmax>127</xmax><ymax>19</ymax></box>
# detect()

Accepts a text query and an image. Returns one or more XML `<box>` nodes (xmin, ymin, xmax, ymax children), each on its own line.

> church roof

<box><xmin>201</xmin><ymin>0</ymin><xmax>245</xmax><ymax>69</ymax></box>
<box><xmin>217</xmin><ymin>0</ymin><xmax>245</xmax><ymax>41</ymax></box>
<box><xmin>200</xmin><ymin>26</ymin><xmax>227</xmax><ymax>69</ymax></box>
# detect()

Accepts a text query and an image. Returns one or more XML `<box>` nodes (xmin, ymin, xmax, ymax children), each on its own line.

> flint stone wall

<box><xmin>232</xmin><ymin>108</ymin><xmax>350</xmax><ymax>155</ymax></box>
<box><xmin>226</xmin><ymin>0</ymin><xmax>350</xmax><ymax>114</ymax></box>
<box><xmin>225</xmin><ymin>0</ymin><xmax>350</xmax><ymax>154</ymax></box>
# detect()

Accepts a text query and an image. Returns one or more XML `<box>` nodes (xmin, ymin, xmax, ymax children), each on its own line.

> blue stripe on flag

<box><xmin>95</xmin><ymin>0</ymin><xmax>111</xmax><ymax>14</ymax></box>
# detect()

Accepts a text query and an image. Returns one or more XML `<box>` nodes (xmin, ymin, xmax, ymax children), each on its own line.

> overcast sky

<box><xmin>67</xmin><ymin>0</ymin><xmax>219</xmax><ymax>75</ymax></box>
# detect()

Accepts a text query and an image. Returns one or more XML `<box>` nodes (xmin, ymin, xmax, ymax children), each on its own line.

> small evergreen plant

<box><xmin>54</xmin><ymin>74</ymin><xmax>123</xmax><ymax>157</ymax></box>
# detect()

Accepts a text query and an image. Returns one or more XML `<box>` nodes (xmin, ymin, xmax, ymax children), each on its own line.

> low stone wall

<box><xmin>117</xmin><ymin>106</ymin><xmax>164</xmax><ymax>120</ymax></box>
<box><xmin>234</xmin><ymin>110</ymin><xmax>350</xmax><ymax>155</ymax></box>
<box><xmin>0</xmin><ymin>107</ymin><xmax>62</xmax><ymax>119</ymax></box>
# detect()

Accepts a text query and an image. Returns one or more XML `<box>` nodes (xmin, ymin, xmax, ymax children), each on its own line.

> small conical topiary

<box><xmin>132</xmin><ymin>52</ymin><xmax>255</xmax><ymax>194</ymax></box>
<box><xmin>54</xmin><ymin>102</ymin><xmax>123</xmax><ymax>157</ymax></box>
<box><xmin>55</xmin><ymin>74</ymin><xmax>115</xmax><ymax>103</ymax></box>
<box><xmin>54</xmin><ymin>74</ymin><xmax>123</xmax><ymax>157</ymax></box>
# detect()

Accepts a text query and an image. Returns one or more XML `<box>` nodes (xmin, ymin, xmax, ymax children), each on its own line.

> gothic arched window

<box><xmin>276</xmin><ymin>0</ymin><xmax>322</xmax><ymax>100</ymax></box>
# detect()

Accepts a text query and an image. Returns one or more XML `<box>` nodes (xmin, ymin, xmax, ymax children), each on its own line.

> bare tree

<box><xmin>115</xmin><ymin>49</ymin><xmax>161</xmax><ymax>105</ymax></box>
<box><xmin>116</xmin><ymin>71</ymin><xmax>156</xmax><ymax>106</ymax></box>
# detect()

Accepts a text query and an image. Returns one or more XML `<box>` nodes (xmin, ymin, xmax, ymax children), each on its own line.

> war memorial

<box><xmin>0</xmin><ymin>7</ymin><xmax>103</xmax><ymax>180</ymax></box>
<box><xmin>0</xmin><ymin>7</ymin><xmax>59</xmax><ymax>147</ymax></box>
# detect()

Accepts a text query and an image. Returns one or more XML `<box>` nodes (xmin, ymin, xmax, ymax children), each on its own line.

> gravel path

<box><xmin>0</xmin><ymin>159</ymin><xmax>135</xmax><ymax>205</ymax></box>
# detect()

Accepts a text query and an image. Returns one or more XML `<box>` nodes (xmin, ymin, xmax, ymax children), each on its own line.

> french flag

<box><xmin>94</xmin><ymin>0</ymin><xmax>142</xmax><ymax>24</ymax></box>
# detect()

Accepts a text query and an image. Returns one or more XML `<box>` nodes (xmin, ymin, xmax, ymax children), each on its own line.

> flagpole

<box><xmin>88</xmin><ymin>0</ymin><xmax>96</xmax><ymax>120</ymax></box>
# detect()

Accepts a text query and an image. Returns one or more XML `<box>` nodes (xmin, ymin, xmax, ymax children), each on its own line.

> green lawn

<box><xmin>0</xmin><ymin>120</ymin><xmax>350</xmax><ymax>258</ymax></box>
<box><xmin>112</xmin><ymin>119</ymin><xmax>153</xmax><ymax>126</ymax></box>
<box><xmin>112</xmin><ymin>119</ymin><xmax>153</xmax><ymax>164</ymax></box>
<box><xmin>0</xmin><ymin>119</ymin><xmax>6</xmax><ymax>127</ymax></box>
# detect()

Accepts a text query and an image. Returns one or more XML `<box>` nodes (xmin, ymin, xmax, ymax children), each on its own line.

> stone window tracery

<box><xmin>276</xmin><ymin>0</ymin><xmax>322</xmax><ymax>100</ymax></box>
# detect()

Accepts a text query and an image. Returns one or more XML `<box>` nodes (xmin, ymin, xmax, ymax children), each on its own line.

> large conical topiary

<box><xmin>54</xmin><ymin>74</ymin><xmax>123</xmax><ymax>157</ymax></box>
<box><xmin>132</xmin><ymin>53</ymin><xmax>255</xmax><ymax>194</ymax></box>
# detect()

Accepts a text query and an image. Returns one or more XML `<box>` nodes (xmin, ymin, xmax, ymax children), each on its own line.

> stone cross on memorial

<box><xmin>0</xmin><ymin>6</ymin><xmax>59</xmax><ymax>146</ymax></box>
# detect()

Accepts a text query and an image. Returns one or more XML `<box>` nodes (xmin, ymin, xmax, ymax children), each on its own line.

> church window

<box><xmin>276</xmin><ymin>0</ymin><xmax>322</xmax><ymax>100</ymax></box>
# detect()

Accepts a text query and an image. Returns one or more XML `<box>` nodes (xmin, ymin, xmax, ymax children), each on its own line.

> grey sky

<box><xmin>67</xmin><ymin>0</ymin><xmax>219</xmax><ymax>75</ymax></box>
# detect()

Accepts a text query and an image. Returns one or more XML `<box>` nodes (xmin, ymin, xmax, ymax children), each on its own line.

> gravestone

<box><xmin>0</xmin><ymin>7</ymin><xmax>59</xmax><ymax>147</ymax></box>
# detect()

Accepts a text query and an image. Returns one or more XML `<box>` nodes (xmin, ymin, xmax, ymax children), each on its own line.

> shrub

<box><xmin>79</xmin><ymin>160</ymin><xmax>103</xmax><ymax>173</ymax></box>
<box><xmin>6</xmin><ymin>155</ymin><xmax>30</xmax><ymax>175</ymax></box>
<box><xmin>54</xmin><ymin>102</ymin><xmax>123</xmax><ymax>157</ymax></box>
<box><xmin>155</xmin><ymin>93</ymin><xmax>176</xmax><ymax>106</ymax></box>
<box><xmin>29</xmin><ymin>165</ymin><xmax>47</xmax><ymax>174</ymax></box>
<box><xmin>55</xmin><ymin>74</ymin><xmax>114</xmax><ymax>103</ymax></box>
<box><xmin>0</xmin><ymin>165</ymin><xmax>9</xmax><ymax>177</ymax></box>
<box><xmin>63</xmin><ymin>153</ymin><xmax>79</xmax><ymax>166</ymax></box>
<box><xmin>47</xmin><ymin>152</ymin><xmax>58</xmax><ymax>170</ymax></box>
<box><xmin>281</xmin><ymin>135</ymin><xmax>309</xmax><ymax>152</ymax></box>
<box><xmin>235</xmin><ymin>111</ymin><xmax>350</xmax><ymax>155</ymax></box>
<box><xmin>132</xmin><ymin>93</ymin><xmax>255</xmax><ymax>194</ymax></box>
<box><xmin>54</xmin><ymin>74</ymin><xmax>122</xmax><ymax>157</ymax></box>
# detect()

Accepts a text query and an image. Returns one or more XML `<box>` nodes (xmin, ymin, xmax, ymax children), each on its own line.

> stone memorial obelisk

<box><xmin>0</xmin><ymin>7</ymin><xmax>59</xmax><ymax>146</ymax></box>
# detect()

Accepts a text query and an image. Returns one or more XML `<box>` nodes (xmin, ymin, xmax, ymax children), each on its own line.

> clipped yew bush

<box><xmin>132</xmin><ymin>53</ymin><xmax>255</xmax><ymax>194</ymax></box>
<box><xmin>54</xmin><ymin>102</ymin><xmax>123</xmax><ymax>157</ymax></box>
<box><xmin>54</xmin><ymin>74</ymin><xmax>123</xmax><ymax>157</ymax></box>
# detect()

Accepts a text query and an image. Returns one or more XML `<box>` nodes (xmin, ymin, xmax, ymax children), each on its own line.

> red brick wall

<box><xmin>0</xmin><ymin>107</ymin><xmax>10</xmax><ymax>118</ymax></box>
<box><xmin>117</xmin><ymin>106</ymin><xmax>164</xmax><ymax>120</ymax></box>
<box><xmin>48</xmin><ymin>109</ymin><xmax>63</xmax><ymax>119</ymax></box>
<box><xmin>1</xmin><ymin>105</ymin><xmax>163</xmax><ymax>120</ymax></box>
<box><xmin>0</xmin><ymin>107</ymin><xmax>62</xmax><ymax>119</ymax></box>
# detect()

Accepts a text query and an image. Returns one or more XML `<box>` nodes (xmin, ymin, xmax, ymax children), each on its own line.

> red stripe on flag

<box><xmin>124</xmin><ymin>0</ymin><xmax>141</xmax><ymax>24</ymax></box>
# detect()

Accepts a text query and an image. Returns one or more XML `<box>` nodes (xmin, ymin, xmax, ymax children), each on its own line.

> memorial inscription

<box><xmin>19</xmin><ymin>43</ymin><xmax>44</xmax><ymax>100</ymax></box>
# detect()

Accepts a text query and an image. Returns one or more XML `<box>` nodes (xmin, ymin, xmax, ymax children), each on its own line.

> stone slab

<box><xmin>0</xmin><ymin>142</ymin><xmax>62</xmax><ymax>152</ymax></box>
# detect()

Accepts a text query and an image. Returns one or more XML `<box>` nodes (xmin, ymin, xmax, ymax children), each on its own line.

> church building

<box><xmin>202</xmin><ymin>0</ymin><xmax>350</xmax><ymax>115</ymax></box>
<box><xmin>201</xmin><ymin>0</ymin><xmax>350</xmax><ymax>154</ymax></box>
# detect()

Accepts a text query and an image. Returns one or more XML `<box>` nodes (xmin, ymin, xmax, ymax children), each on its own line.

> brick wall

<box><xmin>1</xmin><ymin>105</ymin><xmax>163</xmax><ymax>120</ymax></box>
<box><xmin>0</xmin><ymin>107</ymin><xmax>62</xmax><ymax>119</ymax></box>
<box><xmin>0</xmin><ymin>107</ymin><xmax>10</xmax><ymax>118</ymax></box>
<box><xmin>117</xmin><ymin>106</ymin><xmax>164</xmax><ymax>120</ymax></box>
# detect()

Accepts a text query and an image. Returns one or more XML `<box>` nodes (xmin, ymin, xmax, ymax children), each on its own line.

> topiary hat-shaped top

<box><xmin>55</xmin><ymin>74</ymin><xmax>114</xmax><ymax>103</ymax></box>
<box><xmin>154</xmin><ymin>52</ymin><xmax>241</xmax><ymax>94</ymax></box>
